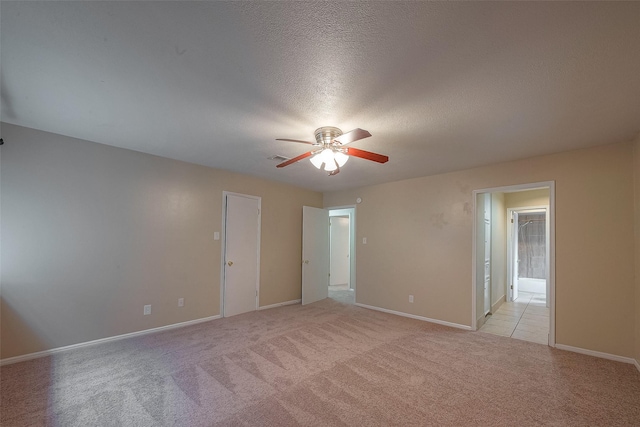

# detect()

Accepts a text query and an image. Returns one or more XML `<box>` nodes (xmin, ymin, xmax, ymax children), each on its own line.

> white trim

<box><xmin>555</xmin><ymin>344</ymin><xmax>638</xmax><ymax>366</ymax></box>
<box><xmin>548</xmin><ymin>183</ymin><xmax>556</xmax><ymax>347</ymax></box>
<box><xmin>634</xmin><ymin>359</ymin><xmax>640</xmax><ymax>373</ymax></box>
<box><xmin>491</xmin><ymin>295</ymin><xmax>505</xmax><ymax>313</ymax></box>
<box><xmin>0</xmin><ymin>315</ymin><xmax>221</xmax><ymax>366</ymax></box>
<box><xmin>471</xmin><ymin>192</ymin><xmax>477</xmax><ymax>330</ymax></box>
<box><xmin>473</xmin><ymin>182</ymin><xmax>552</xmax><ymax>194</ymax></box>
<box><xmin>258</xmin><ymin>299</ymin><xmax>301</xmax><ymax>310</ymax></box>
<box><xmin>355</xmin><ymin>303</ymin><xmax>472</xmax><ymax>331</ymax></box>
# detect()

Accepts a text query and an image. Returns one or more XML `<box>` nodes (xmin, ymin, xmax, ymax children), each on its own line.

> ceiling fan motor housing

<box><xmin>314</xmin><ymin>126</ymin><xmax>342</xmax><ymax>146</ymax></box>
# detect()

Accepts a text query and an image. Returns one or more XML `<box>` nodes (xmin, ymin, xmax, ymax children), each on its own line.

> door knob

<box><xmin>227</xmin><ymin>261</ymin><xmax>233</xmax><ymax>266</ymax></box>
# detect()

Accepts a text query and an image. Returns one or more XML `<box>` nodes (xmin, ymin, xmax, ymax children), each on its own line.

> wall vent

<box><xmin>268</xmin><ymin>155</ymin><xmax>290</xmax><ymax>162</ymax></box>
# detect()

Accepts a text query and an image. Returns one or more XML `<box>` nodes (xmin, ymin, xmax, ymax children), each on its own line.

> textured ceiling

<box><xmin>2</xmin><ymin>1</ymin><xmax>640</xmax><ymax>192</ymax></box>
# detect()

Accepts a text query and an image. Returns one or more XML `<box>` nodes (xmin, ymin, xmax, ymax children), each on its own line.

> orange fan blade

<box><xmin>333</xmin><ymin>128</ymin><xmax>372</xmax><ymax>146</ymax></box>
<box><xmin>346</xmin><ymin>147</ymin><xmax>389</xmax><ymax>163</ymax></box>
<box><xmin>276</xmin><ymin>151</ymin><xmax>313</xmax><ymax>168</ymax></box>
<box><xmin>276</xmin><ymin>138</ymin><xmax>317</xmax><ymax>145</ymax></box>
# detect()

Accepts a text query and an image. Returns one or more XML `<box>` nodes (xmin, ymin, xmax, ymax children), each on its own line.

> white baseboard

<box><xmin>476</xmin><ymin>313</ymin><xmax>488</xmax><ymax>330</ymax></box>
<box><xmin>491</xmin><ymin>295</ymin><xmax>505</xmax><ymax>314</ymax></box>
<box><xmin>555</xmin><ymin>344</ymin><xmax>637</xmax><ymax>366</ymax></box>
<box><xmin>258</xmin><ymin>299</ymin><xmax>301</xmax><ymax>311</ymax></box>
<box><xmin>634</xmin><ymin>358</ymin><xmax>640</xmax><ymax>373</ymax></box>
<box><xmin>0</xmin><ymin>315</ymin><xmax>221</xmax><ymax>366</ymax></box>
<box><xmin>355</xmin><ymin>303</ymin><xmax>472</xmax><ymax>331</ymax></box>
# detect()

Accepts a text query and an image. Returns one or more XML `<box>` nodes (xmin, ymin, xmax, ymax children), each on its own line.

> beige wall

<box><xmin>0</xmin><ymin>123</ymin><xmax>322</xmax><ymax>359</ymax></box>
<box><xmin>634</xmin><ymin>134</ymin><xmax>640</xmax><ymax>366</ymax></box>
<box><xmin>505</xmin><ymin>188</ymin><xmax>550</xmax><ymax>209</ymax></box>
<box><xmin>325</xmin><ymin>141</ymin><xmax>636</xmax><ymax>358</ymax></box>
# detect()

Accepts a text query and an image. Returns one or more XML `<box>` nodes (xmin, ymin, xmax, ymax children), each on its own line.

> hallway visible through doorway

<box><xmin>473</xmin><ymin>181</ymin><xmax>554</xmax><ymax>346</ymax></box>
<box><xmin>328</xmin><ymin>284</ymin><xmax>354</xmax><ymax>304</ymax></box>
<box><xmin>479</xmin><ymin>291</ymin><xmax>549</xmax><ymax>344</ymax></box>
<box><xmin>327</xmin><ymin>207</ymin><xmax>356</xmax><ymax>305</ymax></box>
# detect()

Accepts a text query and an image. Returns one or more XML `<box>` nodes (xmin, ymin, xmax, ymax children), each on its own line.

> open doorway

<box><xmin>508</xmin><ymin>208</ymin><xmax>549</xmax><ymax>307</ymax></box>
<box><xmin>472</xmin><ymin>183</ymin><xmax>555</xmax><ymax>347</ymax></box>
<box><xmin>328</xmin><ymin>207</ymin><xmax>356</xmax><ymax>304</ymax></box>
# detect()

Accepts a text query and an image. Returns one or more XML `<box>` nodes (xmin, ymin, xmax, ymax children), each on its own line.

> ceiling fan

<box><xmin>275</xmin><ymin>127</ymin><xmax>389</xmax><ymax>175</ymax></box>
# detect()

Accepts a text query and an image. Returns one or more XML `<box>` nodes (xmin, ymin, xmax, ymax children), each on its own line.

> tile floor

<box><xmin>328</xmin><ymin>284</ymin><xmax>355</xmax><ymax>304</ymax></box>
<box><xmin>479</xmin><ymin>291</ymin><xmax>549</xmax><ymax>345</ymax></box>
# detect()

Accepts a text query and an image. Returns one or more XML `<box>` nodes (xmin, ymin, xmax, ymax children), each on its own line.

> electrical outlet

<box><xmin>144</xmin><ymin>305</ymin><xmax>151</xmax><ymax>315</ymax></box>
<box><xmin>178</xmin><ymin>298</ymin><xmax>184</xmax><ymax>307</ymax></box>
<box><xmin>362</xmin><ymin>237</ymin><xmax>367</xmax><ymax>244</ymax></box>
<box><xmin>409</xmin><ymin>295</ymin><xmax>414</xmax><ymax>303</ymax></box>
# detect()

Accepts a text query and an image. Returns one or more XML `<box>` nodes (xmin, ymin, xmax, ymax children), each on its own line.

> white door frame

<box><xmin>327</xmin><ymin>205</ymin><xmax>356</xmax><ymax>298</ymax></box>
<box><xmin>507</xmin><ymin>206</ymin><xmax>549</xmax><ymax>303</ymax></box>
<box><xmin>471</xmin><ymin>181</ymin><xmax>555</xmax><ymax>347</ymax></box>
<box><xmin>221</xmin><ymin>191</ymin><xmax>261</xmax><ymax>317</ymax></box>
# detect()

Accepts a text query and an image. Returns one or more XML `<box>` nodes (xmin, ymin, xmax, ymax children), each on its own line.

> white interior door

<box><xmin>545</xmin><ymin>208</ymin><xmax>550</xmax><ymax>308</ymax></box>
<box><xmin>302</xmin><ymin>206</ymin><xmax>329</xmax><ymax>305</ymax></box>
<box><xmin>224</xmin><ymin>193</ymin><xmax>260</xmax><ymax>317</ymax></box>
<box><xmin>330</xmin><ymin>216</ymin><xmax>350</xmax><ymax>286</ymax></box>
<box><xmin>511</xmin><ymin>211</ymin><xmax>519</xmax><ymax>301</ymax></box>
<box><xmin>483</xmin><ymin>195</ymin><xmax>491</xmax><ymax>315</ymax></box>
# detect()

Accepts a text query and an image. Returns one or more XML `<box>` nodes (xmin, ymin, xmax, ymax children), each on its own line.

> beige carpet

<box><xmin>2</xmin><ymin>297</ymin><xmax>640</xmax><ymax>426</ymax></box>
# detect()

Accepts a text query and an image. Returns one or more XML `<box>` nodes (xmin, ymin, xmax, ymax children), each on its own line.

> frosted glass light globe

<box><xmin>334</xmin><ymin>151</ymin><xmax>349</xmax><ymax>167</ymax></box>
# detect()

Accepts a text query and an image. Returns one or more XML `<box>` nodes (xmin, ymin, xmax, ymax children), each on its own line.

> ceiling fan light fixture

<box><xmin>334</xmin><ymin>151</ymin><xmax>349</xmax><ymax>167</ymax></box>
<box><xmin>276</xmin><ymin>127</ymin><xmax>386</xmax><ymax>175</ymax></box>
<box><xmin>310</xmin><ymin>148</ymin><xmax>338</xmax><ymax>170</ymax></box>
<box><xmin>320</xmin><ymin>148</ymin><xmax>335</xmax><ymax>164</ymax></box>
<box><xmin>309</xmin><ymin>153</ymin><xmax>323</xmax><ymax>169</ymax></box>
<box><xmin>324</xmin><ymin>159</ymin><xmax>338</xmax><ymax>172</ymax></box>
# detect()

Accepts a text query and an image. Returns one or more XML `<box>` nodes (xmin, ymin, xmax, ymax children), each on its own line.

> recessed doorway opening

<box><xmin>472</xmin><ymin>182</ymin><xmax>555</xmax><ymax>347</ymax></box>
<box><xmin>328</xmin><ymin>207</ymin><xmax>356</xmax><ymax>304</ymax></box>
<box><xmin>509</xmin><ymin>208</ymin><xmax>549</xmax><ymax>306</ymax></box>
